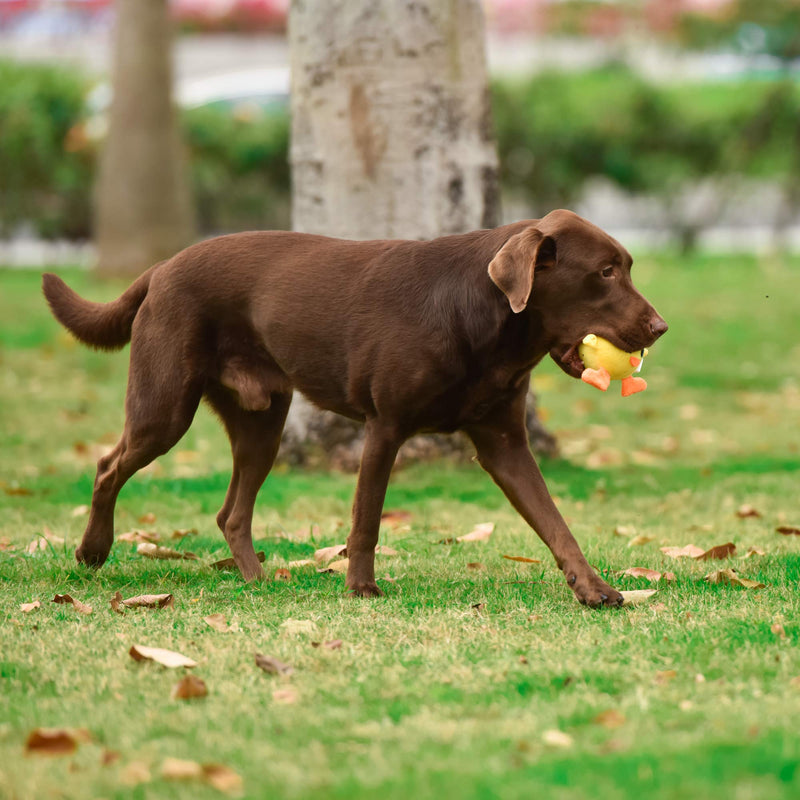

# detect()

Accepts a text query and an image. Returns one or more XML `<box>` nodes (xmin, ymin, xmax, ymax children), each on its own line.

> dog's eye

<box><xmin>601</xmin><ymin>266</ymin><xmax>615</xmax><ymax>278</ymax></box>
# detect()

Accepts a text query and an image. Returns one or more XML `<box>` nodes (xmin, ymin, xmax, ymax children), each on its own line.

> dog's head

<box><xmin>488</xmin><ymin>209</ymin><xmax>667</xmax><ymax>377</ymax></box>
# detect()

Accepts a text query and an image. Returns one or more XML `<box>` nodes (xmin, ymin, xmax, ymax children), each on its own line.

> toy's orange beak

<box><xmin>629</xmin><ymin>356</ymin><xmax>641</xmax><ymax>368</ymax></box>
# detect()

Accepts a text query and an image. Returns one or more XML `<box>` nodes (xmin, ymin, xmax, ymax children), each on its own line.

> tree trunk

<box><xmin>94</xmin><ymin>0</ymin><xmax>194</xmax><ymax>278</ymax></box>
<box><xmin>284</xmin><ymin>0</ymin><xmax>556</xmax><ymax>468</ymax></box>
<box><xmin>289</xmin><ymin>0</ymin><xmax>498</xmax><ymax>238</ymax></box>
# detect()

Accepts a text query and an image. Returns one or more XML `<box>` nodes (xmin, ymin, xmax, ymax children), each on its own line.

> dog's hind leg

<box><xmin>206</xmin><ymin>385</ymin><xmax>292</xmax><ymax>581</ymax></box>
<box><xmin>75</xmin><ymin>310</ymin><xmax>204</xmax><ymax>568</ymax></box>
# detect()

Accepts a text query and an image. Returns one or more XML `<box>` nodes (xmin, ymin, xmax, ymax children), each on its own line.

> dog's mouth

<box><xmin>554</xmin><ymin>342</ymin><xmax>585</xmax><ymax>379</ymax></box>
<box><xmin>554</xmin><ymin>332</ymin><xmax>652</xmax><ymax>380</ymax></box>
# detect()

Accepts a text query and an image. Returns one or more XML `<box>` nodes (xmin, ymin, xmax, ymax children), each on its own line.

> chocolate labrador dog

<box><xmin>43</xmin><ymin>209</ymin><xmax>666</xmax><ymax>607</ymax></box>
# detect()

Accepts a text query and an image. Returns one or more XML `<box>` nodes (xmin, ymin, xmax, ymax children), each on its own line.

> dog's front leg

<box><xmin>345</xmin><ymin>420</ymin><xmax>402</xmax><ymax>597</ymax></box>
<box><xmin>465</xmin><ymin>403</ymin><xmax>623</xmax><ymax>608</ymax></box>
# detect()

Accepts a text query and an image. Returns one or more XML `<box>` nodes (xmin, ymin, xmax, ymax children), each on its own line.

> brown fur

<box><xmin>43</xmin><ymin>209</ymin><xmax>667</xmax><ymax>607</ymax></box>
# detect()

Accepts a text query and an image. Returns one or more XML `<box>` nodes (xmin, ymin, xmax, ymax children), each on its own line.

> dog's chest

<box><xmin>414</xmin><ymin>362</ymin><xmax>534</xmax><ymax>433</ymax></box>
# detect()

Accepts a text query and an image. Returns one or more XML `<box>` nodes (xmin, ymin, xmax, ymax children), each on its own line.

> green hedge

<box><xmin>183</xmin><ymin>104</ymin><xmax>290</xmax><ymax>233</ymax></box>
<box><xmin>0</xmin><ymin>60</ymin><xmax>291</xmax><ymax>240</ymax></box>
<box><xmin>0</xmin><ymin>59</ymin><xmax>797</xmax><ymax>242</ymax></box>
<box><xmin>492</xmin><ymin>63</ymin><xmax>800</xmax><ymax>215</ymax></box>
<box><xmin>0</xmin><ymin>60</ymin><xmax>93</xmax><ymax>239</ymax></box>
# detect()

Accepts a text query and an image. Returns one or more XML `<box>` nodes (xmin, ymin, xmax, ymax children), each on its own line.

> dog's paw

<box><xmin>347</xmin><ymin>581</ymin><xmax>383</xmax><ymax>598</ymax></box>
<box><xmin>565</xmin><ymin>571</ymin><xmax>624</xmax><ymax>609</ymax></box>
<box><xmin>75</xmin><ymin>545</ymin><xmax>109</xmax><ymax>568</ymax></box>
<box><xmin>240</xmin><ymin>563</ymin><xmax>266</xmax><ymax>583</ymax></box>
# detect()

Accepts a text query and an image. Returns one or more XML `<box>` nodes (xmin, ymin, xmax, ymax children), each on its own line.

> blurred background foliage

<box><xmin>0</xmin><ymin>60</ymin><xmax>93</xmax><ymax>240</ymax></box>
<box><xmin>0</xmin><ymin>58</ymin><xmax>291</xmax><ymax>239</ymax></box>
<box><xmin>2</xmin><ymin>55</ymin><xmax>798</xmax><ymax>251</ymax></box>
<box><xmin>3</xmin><ymin>0</ymin><xmax>800</xmax><ymax>251</ymax></box>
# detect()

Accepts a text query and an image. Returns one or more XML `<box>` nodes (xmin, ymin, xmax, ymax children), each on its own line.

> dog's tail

<box><xmin>42</xmin><ymin>264</ymin><xmax>160</xmax><ymax>351</ymax></box>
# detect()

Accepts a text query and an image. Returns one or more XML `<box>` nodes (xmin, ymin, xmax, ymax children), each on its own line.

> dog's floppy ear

<box><xmin>488</xmin><ymin>227</ymin><xmax>556</xmax><ymax>313</ymax></box>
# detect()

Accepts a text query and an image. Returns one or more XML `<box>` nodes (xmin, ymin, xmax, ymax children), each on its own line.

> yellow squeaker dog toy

<box><xmin>578</xmin><ymin>334</ymin><xmax>648</xmax><ymax>397</ymax></box>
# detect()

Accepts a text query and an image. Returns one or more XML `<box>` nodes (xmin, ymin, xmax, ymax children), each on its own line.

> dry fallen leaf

<box><xmin>254</xmin><ymin>653</ymin><xmax>294</xmax><ymax>675</ymax></box>
<box><xmin>70</xmin><ymin>504</ymin><xmax>89</xmax><ymax>517</ymax></box>
<box><xmin>627</xmin><ymin>535</ymin><xmax>656</xmax><ymax>547</ymax></box>
<box><xmin>203</xmin><ymin>613</ymin><xmax>238</xmax><ymax>633</ymax></box>
<box><xmin>110</xmin><ymin>591</ymin><xmax>124</xmax><ymax>614</ymax></box>
<box><xmin>695</xmin><ymin>542</ymin><xmax>736</xmax><ymax>561</ymax></box>
<box><xmin>594</xmin><ymin>709</ymin><xmax>626</xmax><ymax>729</ymax></box>
<box><xmin>101</xmin><ymin>749</ymin><xmax>121</xmax><ymax>766</ymax></box>
<box><xmin>116</xmin><ymin>593</ymin><xmax>174</xmax><ymax>611</ymax></box>
<box><xmin>680</xmin><ymin>403</ymin><xmax>700</xmax><ymax>420</ymax></box>
<box><xmin>120</xmin><ymin>760</ymin><xmax>152</xmax><ymax>786</ymax></box>
<box><xmin>613</xmin><ymin>525</ymin><xmax>637</xmax><ymax>537</ymax></box>
<box><xmin>25</xmin><ymin>527</ymin><xmax>65</xmax><ymax>554</ymax></box>
<box><xmin>137</xmin><ymin>542</ymin><xmax>197</xmax><ymax>560</ymax></box>
<box><xmin>171</xmin><ymin>528</ymin><xmax>198</xmax><ymax>539</ymax></box>
<box><xmin>203</xmin><ymin>763</ymin><xmax>243</xmax><ymax>795</ymax></box>
<box><xmin>211</xmin><ymin>551</ymin><xmax>266</xmax><ymax>571</ymax></box>
<box><xmin>52</xmin><ymin>593</ymin><xmax>92</xmax><ymax>614</ymax></box>
<box><xmin>46</xmin><ymin>526</ymin><xmax>64</xmax><ymax>544</ymax></box>
<box><xmin>161</xmin><ymin>757</ymin><xmax>203</xmax><ymax>780</ymax></box>
<box><xmin>25</xmin><ymin>537</ymin><xmax>48</xmax><ymax>554</ymax></box>
<box><xmin>311</xmin><ymin>639</ymin><xmax>343</xmax><ymax>650</ymax></box>
<box><xmin>20</xmin><ymin>601</ymin><xmax>41</xmax><ymax>613</ymax></box>
<box><xmin>138</xmin><ymin>512</ymin><xmax>157</xmax><ymax>524</ymax></box>
<box><xmin>745</xmin><ymin>546</ymin><xmax>766</xmax><ymax>558</ymax></box>
<box><xmin>771</xmin><ymin>623</ymin><xmax>787</xmax><ymax>640</ymax></box>
<box><xmin>467</xmin><ymin>562</ymin><xmax>486</xmax><ymax>571</ymax></box>
<box><xmin>542</xmin><ymin>729</ymin><xmax>573</xmax><ymax>748</ymax></box>
<box><xmin>25</xmin><ymin>728</ymin><xmax>91</xmax><ymax>756</ymax></box>
<box><xmin>129</xmin><ymin>644</ymin><xmax>197</xmax><ymax>668</ymax></box>
<box><xmin>736</xmin><ymin>504</ymin><xmax>761</xmax><ymax>519</ymax></box>
<box><xmin>281</xmin><ymin>524</ymin><xmax>319</xmax><ymax>542</ymax></box>
<box><xmin>790</xmin><ymin>676</ymin><xmax>800</xmax><ymax>688</ymax></box>
<box><xmin>502</xmin><ymin>555</ymin><xmax>542</xmax><ymax>563</ymax></box>
<box><xmin>272</xmin><ymin>688</ymin><xmax>298</xmax><ymax>704</ymax></box>
<box><xmin>286</xmin><ymin>559</ymin><xmax>315</xmax><ymax>569</ymax></box>
<box><xmin>704</xmin><ymin>568</ymin><xmax>765</xmax><ymax>590</ymax></box>
<box><xmin>380</xmin><ymin>510</ymin><xmax>412</xmax><ymax>527</ymax></box>
<box><xmin>312</xmin><ymin>544</ymin><xmax>398</xmax><ymax>565</ymax></box>
<box><xmin>620</xmin><ymin>589</ymin><xmax>657</xmax><ymax>605</ymax></box>
<box><xmin>777</xmin><ymin>526</ymin><xmax>800</xmax><ymax>536</ymax></box>
<box><xmin>274</xmin><ymin>568</ymin><xmax>292</xmax><ymax>581</ymax></box>
<box><xmin>4</xmin><ymin>485</ymin><xmax>32</xmax><ymax>496</ymax></box>
<box><xmin>655</xmin><ymin>669</ymin><xmax>678</xmax><ymax>685</ymax></box>
<box><xmin>661</xmin><ymin>544</ymin><xmax>705</xmax><ymax>559</ymax></box>
<box><xmin>118</xmin><ymin>530</ymin><xmax>160</xmax><ymax>544</ymax></box>
<box><xmin>171</xmin><ymin>674</ymin><xmax>208</xmax><ymax>700</ymax></box>
<box><xmin>280</xmin><ymin>618</ymin><xmax>316</xmax><ymax>635</ymax></box>
<box><xmin>621</xmin><ymin>567</ymin><xmax>664</xmax><ymax>581</ymax></box>
<box><xmin>457</xmin><ymin>522</ymin><xmax>495</xmax><ymax>543</ymax></box>
<box><xmin>314</xmin><ymin>544</ymin><xmax>348</xmax><ymax>564</ymax></box>
<box><xmin>319</xmin><ymin>558</ymin><xmax>349</xmax><ymax>574</ymax></box>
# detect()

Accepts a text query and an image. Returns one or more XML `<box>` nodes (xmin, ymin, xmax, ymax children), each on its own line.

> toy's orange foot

<box><xmin>621</xmin><ymin>376</ymin><xmax>647</xmax><ymax>397</ymax></box>
<box><xmin>581</xmin><ymin>367</ymin><xmax>611</xmax><ymax>392</ymax></box>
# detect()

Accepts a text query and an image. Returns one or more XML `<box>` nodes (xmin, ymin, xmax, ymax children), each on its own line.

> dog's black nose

<box><xmin>650</xmin><ymin>318</ymin><xmax>668</xmax><ymax>338</ymax></box>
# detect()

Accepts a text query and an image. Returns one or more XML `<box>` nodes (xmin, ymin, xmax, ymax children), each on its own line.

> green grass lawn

<box><xmin>1</xmin><ymin>252</ymin><xmax>799</xmax><ymax>799</ymax></box>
